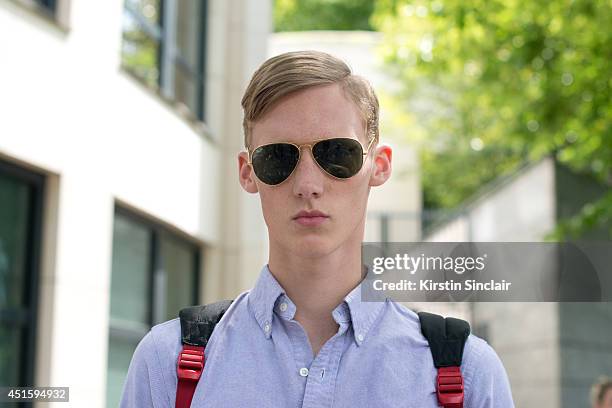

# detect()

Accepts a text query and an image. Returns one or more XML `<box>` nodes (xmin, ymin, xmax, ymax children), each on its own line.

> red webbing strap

<box><xmin>175</xmin><ymin>344</ymin><xmax>205</xmax><ymax>408</ymax></box>
<box><xmin>437</xmin><ymin>366</ymin><xmax>464</xmax><ymax>408</ymax></box>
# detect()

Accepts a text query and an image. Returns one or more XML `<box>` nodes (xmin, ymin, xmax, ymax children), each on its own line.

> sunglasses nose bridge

<box><xmin>297</xmin><ymin>143</ymin><xmax>313</xmax><ymax>153</ymax></box>
<box><xmin>294</xmin><ymin>143</ymin><xmax>315</xmax><ymax>165</ymax></box>
<box><xmin>292</xmin><ymin>143</ymin><xmax>323</xmax><ymax>177</ymax></box>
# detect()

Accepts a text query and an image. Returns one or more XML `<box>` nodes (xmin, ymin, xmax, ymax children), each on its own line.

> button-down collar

<box><xmin>248</xmin><ymin>264</ymin><xmax>285</xmax><ymax>339</ymax></box>
<box><xmin>248</xmin><ymin>264</ymin><xmax>386</xmax><ymax>345</ymax></box>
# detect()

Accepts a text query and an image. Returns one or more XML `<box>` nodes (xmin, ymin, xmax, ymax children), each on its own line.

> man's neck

<box><xmin>267</xmin><ymin>240</ymin><xmax>364</xmax><ymax>356</ymax></box>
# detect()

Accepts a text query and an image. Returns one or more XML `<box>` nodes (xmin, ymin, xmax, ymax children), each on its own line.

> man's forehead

<box><xmin>249</xmin><ymin>84</ymin><xmax>366</xmax><ymax>146</ymax></box>
<box><xmin>252</xmin><ymin>120</ymin><xmax>360</xmax><ymax>145</ymax></box>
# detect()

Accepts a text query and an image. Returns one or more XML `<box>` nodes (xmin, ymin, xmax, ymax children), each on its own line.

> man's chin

<box><xmin>289</xmin><ymin>236</ymin><xmax>336</xmax><ymax>259</ymax></box>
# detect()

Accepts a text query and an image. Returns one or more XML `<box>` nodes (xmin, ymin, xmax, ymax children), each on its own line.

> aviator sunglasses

<box><xmin>247</xmin><ymin>137</ymin><xmax>376</xmax><ymax>185</ymax></box>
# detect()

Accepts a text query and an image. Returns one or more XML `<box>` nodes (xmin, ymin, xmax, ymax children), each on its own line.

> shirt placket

<box><xmin>284</xmin><ymin>318</ymin><xmax>314</xmax><ymax>404</ymax></box>
<box><xmin>300</xmin><ymin>322</ymin><xmax>350</xmax><ymax>408</ymax></box>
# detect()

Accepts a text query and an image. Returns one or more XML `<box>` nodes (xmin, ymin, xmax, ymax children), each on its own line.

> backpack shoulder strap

<box><xmin>179</xmin><ymin>300</ymin><xmax>234</xmax><ymax>347</ymax></box>
<box><xmin>176</xmin><ymin>299</ymin><xmax>233</xmax><ymax>408</ymax></box>
<box><xmin>418</xmin><ymin>311</ymin><xmax>470</xmax><ymax>408</ymax></box>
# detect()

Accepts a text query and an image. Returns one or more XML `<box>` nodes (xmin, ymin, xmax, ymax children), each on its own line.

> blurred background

<box><xmin>0</xmin><ymin>0</ymin><xmax>610</xmax><ymax>407</ymax></box>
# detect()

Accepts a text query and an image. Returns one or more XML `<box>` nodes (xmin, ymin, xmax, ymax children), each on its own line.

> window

<box><xmin>35</xmin><ymin>0</ymin><xmax>55</xmax><ymax>10</ymax></box>
<box><xmin>0</xmin><ymin>160</ymin><xmax>44</xmax><ymax>408</ymax></box>
<box><xmin>12</xmin><ymin>0</ymin><xmax>57</xmax><ymax>17</ymax></box>
<box><xmin>106</xmin><ymin>206</ymin><xmax>200</xmax><ymax>408</ymax></box>
<box><xmin>121</xmin><ymin>0</ymin><xmax>208</xmax><ymax>121</ymax></box>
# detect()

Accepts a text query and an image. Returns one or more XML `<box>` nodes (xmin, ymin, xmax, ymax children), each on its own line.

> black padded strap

<box><xmin>418</xmin><ymin>311</ymin><xmax>470</xmax><ymax>368</ymax></box>
<box><xmin>179</xmin><ymin>300</ymin><xmax>234</xmax><ymax>347</ymax></box>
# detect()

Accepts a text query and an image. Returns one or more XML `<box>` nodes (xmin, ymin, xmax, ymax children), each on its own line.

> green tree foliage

<box><xmin>274</xmin><ymin>0</ymin><xmax>376</xmax><ymax>31</ymax></box>
<box><xmin>372</xmin><ymin>0</ymin><xmax>611</xmax><ymax>237</ymax></box>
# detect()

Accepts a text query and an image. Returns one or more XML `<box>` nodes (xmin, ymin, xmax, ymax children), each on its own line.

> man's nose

<box><xmin>291</xmin><ymin>147</ymin><xmax>325</xmax><ymax>198</ymax></box>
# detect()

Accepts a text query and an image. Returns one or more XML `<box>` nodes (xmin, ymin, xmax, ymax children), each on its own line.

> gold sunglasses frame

<box><xmin>247</xmin><ymin>136</ymin><xmax>376</xmax><ymax>186</ymax></box>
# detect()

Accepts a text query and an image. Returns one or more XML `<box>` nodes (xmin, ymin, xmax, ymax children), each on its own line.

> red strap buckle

<box><xmin>436</xmin><ymin>366</ymin><xmax>464</xmax><ymax>408</ymax></box>
<box><xmin>177</xmin><ymin>345</ymin><xmax>205</xmax><ymax>381</ymax></box>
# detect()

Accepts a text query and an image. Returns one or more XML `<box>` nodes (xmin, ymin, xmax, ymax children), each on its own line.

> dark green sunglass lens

<box><xmin>312</xmin><ymin>138</ymin><xmax>364</xmax><ymax>179</ymax></box>
<box><xmin>251</xmin><ymin>143</ymin><xmax>299</xmax><ymax>185</ymax></box>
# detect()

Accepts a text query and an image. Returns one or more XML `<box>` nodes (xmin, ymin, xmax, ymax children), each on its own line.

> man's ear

<box><xmin>238</xmin><ymin>151</ymin><xmax>259</xmax><ymax>193</ymax></box>
<box><xmin>369</xmin><ymin>144</ymin><xmax>392</xmax><ymax>187</ymax></box>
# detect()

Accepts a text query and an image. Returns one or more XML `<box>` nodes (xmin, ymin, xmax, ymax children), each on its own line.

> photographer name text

<box><xmin>371</xmin><ymin>279</ymin><xmax>512</xmax><ymax>292</ymax></box>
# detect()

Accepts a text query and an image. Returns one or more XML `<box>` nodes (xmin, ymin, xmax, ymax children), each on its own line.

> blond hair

<box><xmin>241</xmin><ymin>50</ymin><xmax>379</xmax><ymax>149</ymax></box>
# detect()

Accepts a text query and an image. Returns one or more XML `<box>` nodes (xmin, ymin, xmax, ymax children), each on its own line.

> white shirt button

<box><xmin>264</xmin><ymin>322</ymin><xmax>271</xmax><ymax>333</ymax></box>
<box><xmin>299</xmin><ymin>367</ymin><xmax>309</xmax><ymax>377</ymax></box>
<box><xmin>279</xmin><ymin>302</ymin><xmax>288</xmax><ymax>312</ymax></box>
<box><xmin>356</xmin><ymin>333</ymin><xmax>364</xmax><ymax>342</ymax></box>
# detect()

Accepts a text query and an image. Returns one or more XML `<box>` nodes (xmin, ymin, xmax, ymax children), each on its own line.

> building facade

<box><xmin>0</xmin><ymin>0</ymin><xmax>271</xmax><ymax>406</ymax></box>
<box><xmin>424</xmin><ymin>156</ymin><xmax>612</xmax><ymax>408</ymax></box>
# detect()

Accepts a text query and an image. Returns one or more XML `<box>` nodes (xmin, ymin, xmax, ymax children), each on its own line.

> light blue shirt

<box><xmin>120</xmin><ymin>264</ymin><xmax>514</xmax><ymax>407</ymax></box>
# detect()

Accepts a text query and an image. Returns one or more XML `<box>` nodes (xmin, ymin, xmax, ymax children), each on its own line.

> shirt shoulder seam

<box><xmin>204</xmin><ymin>290</ymin><xmax>250</xmax><ymax>352</ymax></box>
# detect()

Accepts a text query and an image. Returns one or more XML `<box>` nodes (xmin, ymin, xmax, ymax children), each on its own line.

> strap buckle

<box><xmin>436</xmin><ymin>366</ymin><xmax>464</xmax><ymax>408</ymax></box>
<box><xmin>177</xmin><ymin>345</ymin><xmax>205</xmax><ymax>381</ymax></box>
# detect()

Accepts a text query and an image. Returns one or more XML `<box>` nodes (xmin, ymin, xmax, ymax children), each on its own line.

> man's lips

<box><xmin>292</xmin><ymin>210</ymin><xmax>330</xmax><ymax>226</ymax></box>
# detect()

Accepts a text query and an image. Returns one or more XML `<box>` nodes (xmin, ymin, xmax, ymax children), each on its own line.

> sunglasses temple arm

<box><xmin>365</xmin><ymin>137</ymin><xmax>375</xmax><ymax>155</ymax></box>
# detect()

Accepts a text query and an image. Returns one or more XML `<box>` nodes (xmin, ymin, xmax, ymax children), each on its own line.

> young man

<box><xmin>120</xmin><ymin>50</ymin><xmax>514</xmax><ymax>407</ymax></box>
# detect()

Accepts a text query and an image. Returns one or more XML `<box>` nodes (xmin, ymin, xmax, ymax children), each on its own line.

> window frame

<box><xmin>106</xmin><ymin>205</ymin><xmax>200</xmax><ymax>406</ymax></box>
<box><xmin>121</xmin><ymin>0</ymin><xmax>209</xmax><ymax>122</ymax></box>
<box><xmin>35</xmin><ymin>0</ymin><xmax>55</xmax><ymax>12</ymax></box>
<box><xmin>10</xmin><ymin>0</ymin><xmax>71</xmax><ymax>30</ymax></box>
<box><xmin>108</xmin><ymin>205</ymin><xmax>200</xmax><ymax>338</ymax></box>
<box><xmin>13</xmin><ymin>0</ymin><xmax>56</xmax><ymax>16</ymax></box>
<box><xmin>0</xmin><ymin>159</ymin><xmax>45</xmax><ymax>397</ymax></box>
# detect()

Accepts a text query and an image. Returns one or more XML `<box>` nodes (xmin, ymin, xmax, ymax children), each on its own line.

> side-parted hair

<box><xmin>241</xmin><ymin>50</ymin><xmax>379</xmax><ymax>149</ymax></box>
